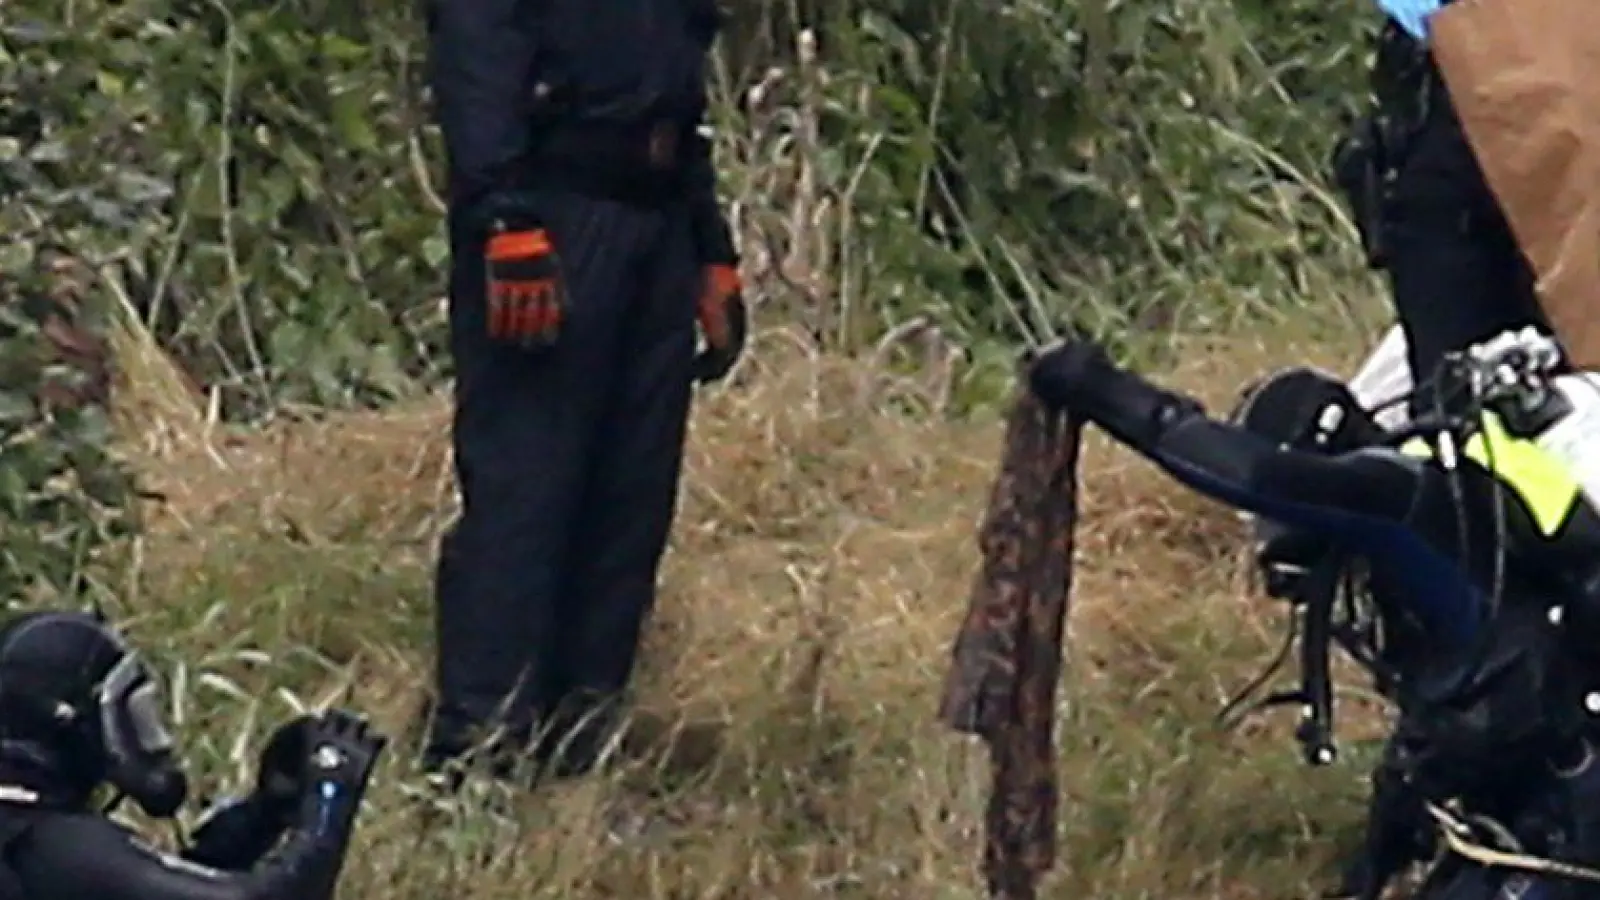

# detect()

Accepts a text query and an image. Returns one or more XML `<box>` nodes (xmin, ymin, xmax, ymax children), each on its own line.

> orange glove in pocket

<box><xmin>485</xmin><ymin>226</ymin><xmax>567</xmax><ymax>349</ymax></box>
<box><xmin>693</xmin><ymin>263</ymin><xmax>747</xmax><ymax>383</ymax></box>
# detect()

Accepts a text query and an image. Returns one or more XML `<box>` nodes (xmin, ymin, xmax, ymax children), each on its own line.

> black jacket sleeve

<box><xmin>182</xmin><ymin>795</ymin><xmax>289</xmax><ymax>871</ymax></box>
<box><xmin>685</xmin><ymin>127</ymin><xmax>736</xmax><ymax>264</ymax></box>
<box><xmin>12</xmin><ymin>811</ymin><xmax>348</xmax><ymax>900</ymax></box>
<box><xmin>423</xmin><ymin>0</ymin><xmax>540</xmax><ymax>210</ymax></box>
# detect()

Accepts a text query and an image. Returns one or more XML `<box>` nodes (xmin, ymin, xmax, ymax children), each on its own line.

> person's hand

<box><xmin>478</xmin><ymin>196</ymin><xmax>566</xmax><ymax>350</ymax></box>
<box><xmin>693</xmin><ymin>263</ymin><xmax>747</xmax><ymax>383</ymax></box>
<box><xmin>306</xmin><ymin>709</ymin><xmax>386</xmax><ymax>789</ymax></box>
<box><xmin>1028</xmin><ymin>338</ymin><xmax>1199</xmax><ymax>447</ymax></box>
<box><xmin>1027</xmin><ymin>338</ymin><xmax>1116</xmax><ymax>411</ymax></box>
<box><xmin>255</xmin><ymin>714</ymin><xmax>317</xmax><ymax>822</ymax></box>
<box><xmin>296</xmin><ymin>709</ymin><xmax>387</xmax><ymax>834</ymax></box>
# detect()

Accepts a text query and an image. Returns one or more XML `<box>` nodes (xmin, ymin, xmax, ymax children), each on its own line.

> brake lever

<box><xmin>1297</xmin><ymin>554</ymin><xmax>1343</xmax><ymax>767</ymax></box>
<box><xmin>1464</xmin><ymin>328</ymin><xmax>1561</xmax><ymax>404</ymax></box>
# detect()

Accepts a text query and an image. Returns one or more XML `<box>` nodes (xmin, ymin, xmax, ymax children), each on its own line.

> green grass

<box><xmin>92</xmin><ymin>323</ymin><xmax>1401</xmax><ymax>900</ymax></box>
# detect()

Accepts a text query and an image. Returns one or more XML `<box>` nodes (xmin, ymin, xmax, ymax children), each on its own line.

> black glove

<box><xmin>293</xmin><ymin>709</ymin><xmax>387</xmax><ymax>834</ymax></box>
<box><xmin>182</xmin><ymin>716</ymin><xmax>321</xmax><ymax>871</ymax></box>
<box><xmin>1027</xmin><ymin>339</ymin><xmax>1200</xmax><ymax>448</ymax></box>
<box><xmin>1027</xmin><ymin>339</ymin><xmax>1113</xmax><ymax>406</ymax></box>
<box><xmin>255</xmin><ymin>715</ymin><xmax>317</xmax><ymax>822</ymax></box>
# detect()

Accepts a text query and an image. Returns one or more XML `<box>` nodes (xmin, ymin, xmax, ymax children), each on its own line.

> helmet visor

<box><xmin>97</xmin><ymin>652</ymin><xmax>173</xmax><ymax>757</ymax></box>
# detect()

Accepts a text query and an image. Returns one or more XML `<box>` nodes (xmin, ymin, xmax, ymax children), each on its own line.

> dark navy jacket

<box><xmin>422</xmin><ymin>0</ymin><xmax>731</xmax><ymax>260</ymax></box>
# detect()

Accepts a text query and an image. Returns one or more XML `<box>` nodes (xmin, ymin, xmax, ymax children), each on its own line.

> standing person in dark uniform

<box><xmin>419</xmin><ymin>0</ymin><xmax>747</xmax><ymax>785</ymax></box>
<box><xmin>1333</xmin><ymin>0</ymin><xmax>1555</xmax><ymax>401</ymax></box>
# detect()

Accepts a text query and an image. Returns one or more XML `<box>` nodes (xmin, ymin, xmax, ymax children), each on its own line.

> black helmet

<box><xmin>0</xmin><ymin>610</ymin><xmax>187</xmax><ymax>817</ymax></box>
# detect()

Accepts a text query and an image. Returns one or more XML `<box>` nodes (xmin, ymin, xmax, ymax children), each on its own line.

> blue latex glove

<box><xmin>1376</xmin><ymin>0</ymin><xmax>1444</xmax><ymax>40</ymax></box>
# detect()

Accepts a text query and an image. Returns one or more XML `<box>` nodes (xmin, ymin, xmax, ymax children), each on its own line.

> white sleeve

<box><xmin>1348</xmin><ymin>325</ymin><xmax>1413</xmax><ymax>431</ymax></box>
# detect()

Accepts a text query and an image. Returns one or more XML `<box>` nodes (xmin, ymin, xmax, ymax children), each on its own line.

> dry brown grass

<box><xmin>103</xmin><ymin>321</ymin><xmax>1393</xmax><ymax>899</ymax></box>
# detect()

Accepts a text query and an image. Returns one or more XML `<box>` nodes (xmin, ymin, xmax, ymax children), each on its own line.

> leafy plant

<box><xmin>0</xmin><ymin>0</ymin><xmax>1388</xmax><ymax>595</ymax></box>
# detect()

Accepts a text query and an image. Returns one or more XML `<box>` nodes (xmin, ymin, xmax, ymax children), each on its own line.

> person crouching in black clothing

<box><xmin>0</xmin><ymin>609</ymin><xmax>386</xmax><ymax>900</ymax></box>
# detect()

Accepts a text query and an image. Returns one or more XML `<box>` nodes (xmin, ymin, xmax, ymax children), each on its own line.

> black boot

<box><xmin>536</xmin><ymin>690</ymin><xmax>627</xmax><ymax>781</ymax></box>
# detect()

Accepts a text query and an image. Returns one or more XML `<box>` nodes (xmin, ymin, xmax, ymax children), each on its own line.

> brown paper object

<box><xmin>1430</xmin><ymin>0</ymin><xmax>1600</xmax><ymax>369</ymax></box>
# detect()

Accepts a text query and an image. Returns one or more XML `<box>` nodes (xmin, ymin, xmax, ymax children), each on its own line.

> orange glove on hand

<box><xmin>484</xmin><ymin>224</ymin><xmax>566</xmax><ymax>349</ymax></box>
<box><xmin>693</xmin><ymin>263</ymin><xmax>747</xmax><ymax>384</ymax></box>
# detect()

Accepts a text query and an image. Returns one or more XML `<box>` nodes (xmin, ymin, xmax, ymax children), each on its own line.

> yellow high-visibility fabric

<box><xmin>1399</xmin><ymin>413</ymin><xmax>1579</xmax><ymax>536</ymax></box>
